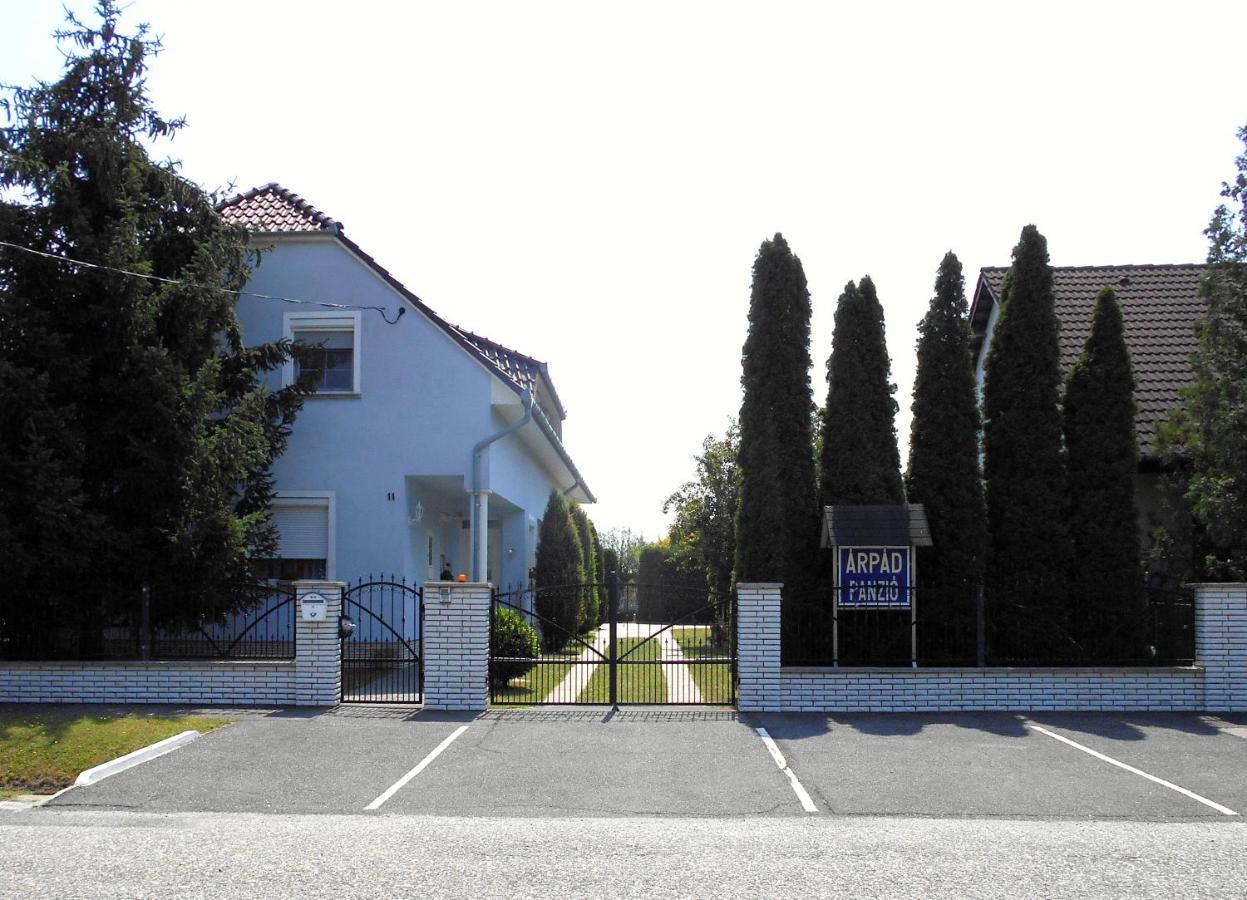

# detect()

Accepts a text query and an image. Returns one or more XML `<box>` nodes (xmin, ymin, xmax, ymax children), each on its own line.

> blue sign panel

<box><xmin>838</xmin><ymin>546</ymin><xmax>911</xmax><ymax>608</ymax></box>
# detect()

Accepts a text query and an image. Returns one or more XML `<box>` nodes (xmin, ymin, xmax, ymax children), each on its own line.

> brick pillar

<box><xmin>736</xmin><ymin>583</ymin><xmax>783</xmax><ymax>712</ymax></box>
<box><xmin>294</xmin><ymin>581</ymin><xmax>344</xmax><ymax>707</ymax></box>
<box><xmin>422</xmin><ymin>581</ymin><xmax>490</xmax><ymax>711</ymax></box>
<box><xmin>1194</xmin><ymin>583</ymin><xmax>1247</xmax><ymax>712</ymax></box>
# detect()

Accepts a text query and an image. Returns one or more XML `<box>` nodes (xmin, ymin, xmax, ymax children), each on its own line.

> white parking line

<box><xmin>755</xmin><ymin>727</ymin><xmax>818</xmax><ymax>813</ymax></box>
<box><xmin>1026</xmin><ymin>721</ymin><xmax>1239</xmax><ymax>817</ymax></box>
<box><xmin>365</xmin><ymin>725</ymin><xmax>469</xmax><ymax>811</ymax></box>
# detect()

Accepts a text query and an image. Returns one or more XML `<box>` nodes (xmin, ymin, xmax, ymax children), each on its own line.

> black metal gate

<box><xmin>342</xmin><ymin>577</ymin><xmax>422</xmax><ymax>704</ymax></box>
<box><xmin>490</xmin><ymin>576</ymin><xmax>735</xmax><ymax>706</ymax></box>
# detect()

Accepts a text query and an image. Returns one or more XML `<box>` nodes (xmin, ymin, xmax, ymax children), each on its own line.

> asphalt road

<box><xmin>4</xmin><ymin>810</ymin><xmax>1246</xmax><ymax>898</ymax></box>
<box><xmin>8</xmin><ymin>707</ymin><xmax>1247</xmax><ymax>897</ymax></box>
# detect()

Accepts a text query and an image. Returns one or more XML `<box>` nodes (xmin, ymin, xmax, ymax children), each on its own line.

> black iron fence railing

<box><xmin>0</xmin><ymin>583</ymin><xmax>298</xmax><ymax>661</ymax></box>
<box><xmin>780</xmin><ymin>584</ymin><xmax>1195</xmax><ymax>668</ymax></box>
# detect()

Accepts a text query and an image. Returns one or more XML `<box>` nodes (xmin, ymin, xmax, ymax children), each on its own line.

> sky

<box><xmin>3</xmin><ymin>0</ymin><xmax>1245</xmax><ymax>539</ymax></box>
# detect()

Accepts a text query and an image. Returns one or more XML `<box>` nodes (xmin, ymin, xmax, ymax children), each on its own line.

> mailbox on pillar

<box><xmin>821</xmin><ymin>504</ymin><xmax>933</xmax><ymax>667</ymax></box>
<box><xmin>300</xmin><ymin>591</ymin><xmax>329</xmax><ymax>622</ymax></box>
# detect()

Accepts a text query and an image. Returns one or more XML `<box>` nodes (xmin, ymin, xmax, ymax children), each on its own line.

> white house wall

<box><xmin>235</xmin><ymin>236</ymin><xmax>569</xmax><ymax>587</ymax></box>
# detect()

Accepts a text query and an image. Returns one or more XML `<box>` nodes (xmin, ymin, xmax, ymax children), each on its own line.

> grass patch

<box><xmin>578</xmin><ymin>636</ymin><xmax>665</xmax><ymax>703</ymax></box>
<box><xmin>490</xmin><ymin>629</ymin><xmax>602</xmax><ymax>705</ymax></box>
<box><xmin>673</xmin><ymin>626</ymin><xmax>735</xmax><ymax>704</ymax></box>
<box><xmin>0</xmin><ymin>708</ymin><xmax>230</xmax><ymax>797</ymax></box>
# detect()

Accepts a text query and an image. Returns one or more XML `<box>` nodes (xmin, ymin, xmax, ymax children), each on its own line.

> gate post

<box><xmin>294</xmin><ymin>581</ymin><xmax>344</xmax><ymax>707</ymax></box>
<box><xmin>608</xmin><ymin>572</ymin><xmax>620</xmax><ymax>707</ymax></box>
<box><xmin>423</xmin><ymin>581</ymin><xmax>490</xmax><ymax>710</ymax></box>
<box><xmin>1194</xmin><ymin>582</ymin><xmax>1247</xmax><ymax>712</ymax></box>
<box><xmin>736</xmin><ymin>583</ymin><xmax>783</xmax><ymax>712</ymax></box>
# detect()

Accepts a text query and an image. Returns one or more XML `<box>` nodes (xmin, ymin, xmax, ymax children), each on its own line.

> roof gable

<box><xmin>216</xmin><ymin>183</ymin><xmax>589</xmax><ymax>497</ymax></box>
<box><xmin>973</xmin><ymin>263</ymin><xmax>1206</xmax><ymax>456</ymax></box>
<box><xmin>216</xmin><ymin>183</ymin><xmax>561</xmax><ymax>409</ymax></box>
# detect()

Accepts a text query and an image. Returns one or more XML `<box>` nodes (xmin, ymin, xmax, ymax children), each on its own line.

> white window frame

<box><xmin>271</xmin><ymin>490</ymin><xmax>337</xmax><ymax>580</ymax></box>
<box><xmin>283</xmin><ymin>311</ymin><xmax>362</xmax><ymax>397</ymax></box>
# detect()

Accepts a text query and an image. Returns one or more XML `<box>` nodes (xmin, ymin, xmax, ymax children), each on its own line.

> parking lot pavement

<box><xmin>377</xmin><ymin>708</ymin><xmax>796</xmax><ymax>817</ymax></box>
<box><xmin>754</xmin><ymin>712</ymin><xmax>1244</xmax><ymax>820</ymax></box>
<box><xmin>48</xmin><ymin>707</ymin><xmax>474</xmax><ymax>814</ymax></box>
<box><xmin>36</xmin><ymin>707</ymin><xmax>1247</xmax><ymax>821</ymax></box>
<box><xmin>1026</xmin><ymin>713</ymin><xmax>1247</xmax><ymax>815</ymax></box>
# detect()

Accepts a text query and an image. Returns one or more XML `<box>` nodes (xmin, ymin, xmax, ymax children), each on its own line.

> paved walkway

<box><xmin>543</xmin><ymin>623</ymin><xmax>701</xmax><ymax>703</ymax></box>
<box><xmin>543</xmin><ymin>625</ymin><xmax>609</xmax><ymax>703</ymax></box>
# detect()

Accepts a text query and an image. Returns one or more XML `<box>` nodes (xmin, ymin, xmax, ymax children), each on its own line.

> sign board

<box><xmin>838</xmin><ymin>546</ymin><xmax>911</xmax><ymax>608</ymax></box>
<box><xmin>301</xmin><ymin>591</ymin><xmax>329</xmax><ymax>621</ymax></box>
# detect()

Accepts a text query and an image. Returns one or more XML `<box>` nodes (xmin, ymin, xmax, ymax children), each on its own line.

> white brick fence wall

<box><xmin>0</xmin><ymin>582</ymin><xmax>344</xmax><ymax>707</ymax></box>
<box><xmin>421</xmin><ymin>581</ymin><xmax>490</xmax><ymax>711</ymax></box>
<box><xmin>737</xmin><ymin>582</ymin><xmax>1247</xmax><ymax>713</ymax></box>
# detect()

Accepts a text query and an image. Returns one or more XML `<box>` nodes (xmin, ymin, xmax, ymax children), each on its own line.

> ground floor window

<box><xmin>254</xmin><ymin>492</ymin><xmax>335</xmax><ymax>581</ymax></box>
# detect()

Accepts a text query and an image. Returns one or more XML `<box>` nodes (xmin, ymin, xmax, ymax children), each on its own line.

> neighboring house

<box><xmin>969</xmin><ymin>263</ymin><xmax>1206</xmax><ymax>540</ymax></box>
<box><xmin>218</xmin><ymin>183</ymin><xmax>593</xmax><ymax>595</ymax></box>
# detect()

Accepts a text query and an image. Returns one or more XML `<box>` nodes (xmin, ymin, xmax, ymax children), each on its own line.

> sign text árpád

<box><xmin>838</xmin><ymin>546</ymin><xmax>911</xmax><ymax>608</ymax></box>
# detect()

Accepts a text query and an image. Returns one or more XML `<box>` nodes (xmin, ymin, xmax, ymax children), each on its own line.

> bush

<box><xmin>490</xmin><ymin>607</ymin><xmax>539</xmax><ymax>687</ymax></box>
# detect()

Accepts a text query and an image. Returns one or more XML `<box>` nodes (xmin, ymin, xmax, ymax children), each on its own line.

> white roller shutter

<box><xmin>273</xmin><ymin>503</ymin><xmax>329</xmax><ymax>559</ymax></box>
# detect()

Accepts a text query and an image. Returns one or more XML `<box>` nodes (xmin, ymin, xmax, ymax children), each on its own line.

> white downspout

<box><xmin>471</xmin><ymin>389</ymin><xmax>534</xmax><ymax>583</ymax></box>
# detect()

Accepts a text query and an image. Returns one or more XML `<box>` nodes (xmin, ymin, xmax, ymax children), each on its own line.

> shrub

<box><xmin>490</xmin><ymin>606</ymin><xmax>539</xmax><ymax>687</ymax></box>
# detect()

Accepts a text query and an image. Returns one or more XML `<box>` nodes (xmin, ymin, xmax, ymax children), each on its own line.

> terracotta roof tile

<box><xmin>977</xmin><ymin>264</ymin><xmax>1206</xmax><ymax>457</ymax></box>
<box><xmin>217</xmin><ymin>183</ymin><xmax>340</xmax><ymax>233</ymax></box>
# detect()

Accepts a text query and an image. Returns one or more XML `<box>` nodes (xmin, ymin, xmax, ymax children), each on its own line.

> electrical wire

<box><xmin>0</xmin><ymin>238</ymin><xmax>405</xmax><ymax>324</ymax></box>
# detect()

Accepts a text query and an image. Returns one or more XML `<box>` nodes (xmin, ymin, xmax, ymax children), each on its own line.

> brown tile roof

<box><xmin>217</xmin><ymin>183</ymin><xmax>340</xmax><ymax>233</ymax></box>
<box><xmin>973</xmin><ymin>264</ymin><xmax>1207</xmax><ymax>458</ymax></box>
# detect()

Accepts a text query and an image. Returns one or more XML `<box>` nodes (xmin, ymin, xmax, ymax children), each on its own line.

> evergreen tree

<box><xmin>1162</xmin><ymin>124</ymin><xmax>1247</xmax><ymax>580</ymax></box>
<box><xmin>735</xmin><ymin>234</ymin><xmax>818</xmax><ymax>592</ymax></box>
<box><xmin>664</xmin><ymin>420</ymin><xmax>740</xmax><ymax>605</ymax></box>
<box><xmin>0</xmin><ymin>2</ymin><xmax>303</xmax><ymax>656</ymax></box>
<box><xmin>569</xmin><ymin>504</ymin><xmax>599</xmax><ymax>628</ymax></box>
<box><xmin>905</xmin><ymin>253</ymin><xmax>986</xmax><ymax>661</ymax></box>
<box><xmin>533</xmin><ymin>490</ymin><xmax>584</xmax><ymax>648</ymax></box>
<box><xmin>982</xmin><ymin>225</ymin><xmax>1070</xmax><ymax>646</ymax></box>
<box><xmin>1064</xmin><ymin>287</ymin><xmax>1144</xmax><ymax>658</ymax></box>
<box><xmin>819</xmin><ymin>276</ymin><xmax>904</xmax><ymax>506</ymax></box>
<box><xmin>589</xmin><ymin>520</ymin><xmax>606</xmax><ymax>623</ymax></box>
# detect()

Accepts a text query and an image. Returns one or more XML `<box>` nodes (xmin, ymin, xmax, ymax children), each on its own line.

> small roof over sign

<box><xmin>821</xmin><ymin>504</ymin><xmax>933</xmax><ymax>548</ymax></box>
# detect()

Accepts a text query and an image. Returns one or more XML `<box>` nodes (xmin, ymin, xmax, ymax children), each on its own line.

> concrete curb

<box><xmin>73</xmin><ymin>730</ymin><xmax>201</xmax><ymax>787</ymax></box>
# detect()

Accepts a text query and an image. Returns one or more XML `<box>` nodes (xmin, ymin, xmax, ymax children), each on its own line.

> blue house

<box><xmin>219</xmin><ymin>184</ymin><xmax>594</xmax><ymax>595</ymax></box>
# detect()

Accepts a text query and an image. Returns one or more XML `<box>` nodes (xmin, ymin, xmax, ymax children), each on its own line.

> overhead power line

<box><xmin>0</xmin><ymin>239</ymin><xmax>405</xmax><ymax>324</ymax></box>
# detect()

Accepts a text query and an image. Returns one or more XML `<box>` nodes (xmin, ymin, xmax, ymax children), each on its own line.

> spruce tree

<box><xmin>982</xmin><ymin>226</ymin><xmax>1070</xmax><ymax>650</ymax></box>
<box><xmin>819</xmin><ymin>276</ymin><xmax>905</xmax><ymax>506</ymax></box>
<box><xmin>1064</xmin><ymin>287</ymin><xmax>1144</xmax><ymax>658</ymax></box>
<box><xmin>534</xmin><ymin>490</ymin><xmax>585</xmax><ymax>648</ymax></box>
<box><xmin>905</xmin><ymin>253</ymin><xmax>986</xmax><ymax>661</ymax></box>
<box><xmin>0</xmin><ymin>3</ymin><xmax>303</xmax><ymax>655</ymax></box>
<box><xmin>735</xmin><ymin>234</ymin><xmax>818</xmax><ymax>592</ymax></box>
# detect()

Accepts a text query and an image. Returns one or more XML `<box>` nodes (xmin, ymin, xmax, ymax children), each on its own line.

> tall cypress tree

<box><xmin>534</xmin><ymin>490</ymin><xmax>584</xmax><ymax>648</ymax></box>
<box><xmin>819</xmin><ymin>276</ymin><xmax>904</xmax><ymax>506</ymax></box>
<box><xmin>0</xmin><ymin>3</ymin><xmax>304</xmax><ymax>656</ymax></box>
<box><xmin>1064</xmin><ymin>287</ymin><xmax>1143</xmax><ymax>658</ymax></box>
<box><xmin>569</xmin><ymin>503</ymin><xmax>599</xmax><ymax>628</ymax></box>
<box><xmin>906</xmin><ymin>253</ymin><xmax>986</xmax><ymax>660</ymax></box>
<box><xmin>735</xmin><ymin>234</ymin><xmax>818</xmax><ymax>591</ymax></box>
<box><xmin>982</xmin><ymin>226</ymin><xmax>1070</xmax><ymax>649</ymax></box>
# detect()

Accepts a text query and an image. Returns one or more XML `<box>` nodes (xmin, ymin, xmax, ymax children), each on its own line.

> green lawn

<box><xmin>0</xmin><ymin>709</ymin><xmax>231</xmax><ymax>797</ymax></box>
<box><xmin>578</xmin><ymin>636</ymin><xmax>665</xmax><ymax>703</ymax></box>
<box><xmin>490</xmin><ymin>629</ymin><xmax>603</xmax><ymax>705</ymax></box>
<box><xmin>673</xmin><ymin>625</ymin><xmax>735</xmax><ymax>704</ymax></box>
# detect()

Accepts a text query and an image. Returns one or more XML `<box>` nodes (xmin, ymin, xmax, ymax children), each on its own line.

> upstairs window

<box><xmin>283</xmin><ymin>312</ymin><xmax>361</xmax><ymax>395</ymax></box>
<box><xmin>294</xmin><ymin>329</ymin><xmax>353</xmax><ymax>391</ymax></box>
